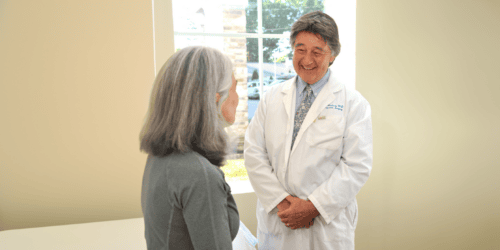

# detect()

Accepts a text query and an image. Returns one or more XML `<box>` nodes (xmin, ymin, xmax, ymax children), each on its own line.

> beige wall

<box><xmin>1</xmin><ymin>0</ymin><xmax>499</xmax><ymax>249</ymax></box>
<box><xmin>355</xmin><ymin>0</ymin><xmax>500</xmax><ymax>249</ymax></box>
<box><xmin>0</xmin><ymin>0</ymin><xmax>259</xmax><ymax>234</ymax></box>
<box><xmin>0</xmin><ymin>0</ymin><xmax>156</xmax><ymax>230</ymax></box>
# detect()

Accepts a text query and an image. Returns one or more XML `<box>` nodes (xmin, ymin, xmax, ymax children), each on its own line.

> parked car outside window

<box><xmin>247</xmin><ymin>80</ymin><xmax>271</xmax><ymax>100</ymax></box>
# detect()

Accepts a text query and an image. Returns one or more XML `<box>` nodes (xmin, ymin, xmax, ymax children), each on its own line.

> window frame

<box><xmin>171</xmin><ymin>1</ymin><xmax>288</xmax><ymax>194</ymax></box>
<box><xmin>159</xmin><ymin>0</ymin><xmax>357</xmax><ymax>194</ymax></box>
<box><xmin>173</xmin><ymin>0</ymin><xmax>287</xmax><ymax>97</ymax></box>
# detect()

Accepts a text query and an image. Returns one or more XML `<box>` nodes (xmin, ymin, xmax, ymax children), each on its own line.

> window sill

<box><xmin>227</xmin><ymin>179</ymin><xmax>255</xmax><ymax>194</ymax></box>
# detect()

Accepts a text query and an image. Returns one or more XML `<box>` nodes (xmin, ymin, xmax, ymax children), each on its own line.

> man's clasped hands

<box><xmin>276</xmin><ymin>195</ymin><xmax>320</xmax><ymax>230</ymax></box>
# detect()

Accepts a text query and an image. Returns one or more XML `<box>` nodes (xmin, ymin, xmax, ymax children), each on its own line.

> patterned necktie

<box><xmin>291</xmin><ymin>85</ymin><xmax>314</xmax><ymax>149</ymax></box>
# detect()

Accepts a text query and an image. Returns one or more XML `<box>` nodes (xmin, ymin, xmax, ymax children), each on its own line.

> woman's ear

<box><xmin>215</xmin><ymin>93</ymin><xmax>221</xmax><ymax>104</ymax></box>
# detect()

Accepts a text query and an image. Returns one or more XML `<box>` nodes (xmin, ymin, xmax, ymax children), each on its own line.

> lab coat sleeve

<box><xmin>308</xmin><ymin>91</ymin><xmax>373</xmax><ymax>224</ymax></box>
<box><xmin>244</xmin><ymin>91</ymin><xmax>290</xmax><ymax>214</ymax></box>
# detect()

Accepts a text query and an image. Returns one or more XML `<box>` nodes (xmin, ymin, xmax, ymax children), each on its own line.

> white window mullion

<box><xmin>257</xmin><ymin>0</ymin><xmax>264</xmax><ymax>96</ymax></box>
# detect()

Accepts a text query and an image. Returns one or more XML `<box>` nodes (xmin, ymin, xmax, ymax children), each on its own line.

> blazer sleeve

<box><xmin>308</xmin><ymin>91</ymin><xmax>373</xmax><ymax>224</ymax></box>
<box><xmin>244</xmin><ymin>90</ymin><xmax>289</xmax><ymax>214</ymax></box>
<box><xmin>224</xmin><ymin>180</ymin><xmax>240</xmax><ymax>241</ymax></box>
<box><xmin>180</xmin><ymin>155</ymin><xmax>239</xmax><ymax>250</ymax></box>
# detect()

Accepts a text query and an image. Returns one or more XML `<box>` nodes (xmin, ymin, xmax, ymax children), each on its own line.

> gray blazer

<box><xmin>141</xmin><ymin>151</ymin><xmax>239</xmax><ymax>249</ymax></box>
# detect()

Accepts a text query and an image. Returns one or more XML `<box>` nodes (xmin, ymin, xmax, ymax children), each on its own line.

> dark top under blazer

<box><xmin>141</xmin><ymin>151</ymin><xmax>239</xmax><ymax>249</ymax></box>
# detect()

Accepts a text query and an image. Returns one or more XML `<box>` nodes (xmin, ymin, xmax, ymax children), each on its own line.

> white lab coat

<box><xmin>244</xmin><ymin>76</ymin><xmax>373</xmax><ymax>250</ymax></box>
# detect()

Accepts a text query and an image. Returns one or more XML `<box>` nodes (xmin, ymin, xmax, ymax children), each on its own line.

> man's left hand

<box><xmin>277</xmin><ymin>195</ymin><xmax>320</xmax><ymax>230</ymax></box>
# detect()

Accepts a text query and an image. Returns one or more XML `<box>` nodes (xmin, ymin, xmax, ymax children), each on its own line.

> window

<box><xmin>170</xmin><ymin>0</ymin><xmax>356</xmax><ymax>189</ymax></box>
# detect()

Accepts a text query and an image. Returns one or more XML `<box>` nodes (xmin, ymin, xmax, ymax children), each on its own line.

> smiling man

<box><xmin>244</xmin><ymin>11</ymin><xmax>373</xmax><ymax>249</ymax></box>
<box><xmin>293</xmin><ymin>31</ymin><xmax>335</xmax><ymax>84</ymax></box>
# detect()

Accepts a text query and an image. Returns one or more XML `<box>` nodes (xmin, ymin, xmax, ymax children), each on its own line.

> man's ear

<box><xmin>216</xmin><ymin>93</ymin><xmax>221</xmax><ymax>104</ymax></box>
<box><xmin>330</xmin><ymin>55</ymin><xmax>336</xmax><ymax>63</ymax></box>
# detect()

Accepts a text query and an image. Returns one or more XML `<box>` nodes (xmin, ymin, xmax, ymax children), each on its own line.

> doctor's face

<box><xmin>293</xmin><ymin>31</ymin><xmax>335</xmax><ymax>84</ymax></box>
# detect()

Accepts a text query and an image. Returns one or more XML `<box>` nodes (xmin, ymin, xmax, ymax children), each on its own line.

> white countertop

<box><xmin>0</xmin><ymin>217</ymin><xmax>257</xmax><ymax>250</ymax></box>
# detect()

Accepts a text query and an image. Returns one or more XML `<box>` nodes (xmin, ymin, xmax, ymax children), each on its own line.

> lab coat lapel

<box><xmin>281</xmin><ymin>78</ymin><xmax>296</xmax><ymax>169</ymax></box>
<box><xmin>290</xmin><ymin>76</ymin><xmax>339</xmax><ymax>155</ymax></box>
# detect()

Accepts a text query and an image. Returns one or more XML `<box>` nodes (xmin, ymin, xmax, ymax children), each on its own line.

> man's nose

<box><xmin>302</xmin><ymin>53</ymin><xmax>314</xmax><ymax>65</ymax></box>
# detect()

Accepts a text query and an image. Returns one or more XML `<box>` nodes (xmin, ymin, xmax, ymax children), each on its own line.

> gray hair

<box><xmin>139</xmin><ymin>46</ymin><xmax>233</xmax><ymax>167</ymax></box>
<box><xmin>290</xmin><ymin>11</ymin><xmax>341</xmax><ymax>66</ymax></box>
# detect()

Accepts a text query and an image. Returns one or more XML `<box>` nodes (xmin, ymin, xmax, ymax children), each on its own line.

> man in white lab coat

<box><xmin>244</xmin><ymin>11</ymin><xmax>373</xmax><ymax>250</ymax></box>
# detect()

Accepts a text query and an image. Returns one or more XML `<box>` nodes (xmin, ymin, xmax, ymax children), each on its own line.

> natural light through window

<box><xmin>171</xmin><ymin>0</ymin><xmax>356</xmax><ymax>191</ymax></box>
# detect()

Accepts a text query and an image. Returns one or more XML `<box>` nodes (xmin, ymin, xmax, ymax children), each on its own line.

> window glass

<box><xmin>173</xmin><ymin>0</ymin><xmax>256</xmax><ymax>34</ymax></box>
<box><xmin>257</xmin><ymin>0</ymin><xmax>324</xmax><ymax>34</ymax></box>
<box><xmin>247</xmin><ymin>37</ymin><xmax>294</xmax><ymax>120</ymax></box>
<box><xmin>171</xmin><ymin>0</ymin><xmax>355</xmax><ymax>182</ymax></box>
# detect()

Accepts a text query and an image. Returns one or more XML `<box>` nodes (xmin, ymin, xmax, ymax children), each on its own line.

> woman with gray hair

<box><xmin>140</xmin><ymin>46</ymin><xmax>240</xmax><ymax>249</ymax></box>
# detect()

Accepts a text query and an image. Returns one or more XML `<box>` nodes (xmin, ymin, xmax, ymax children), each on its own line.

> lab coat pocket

<box><xmin>256</xmin><ymin>200</ymin><xmax>284</xmax><ymax>235</ymax></box>
<box><xmin>346</xmin><ymin>200</ymin><xmax>358</xmax><ymax>229</ymax></box>
<box><xmin>306</xmin><ymin>115</ymin><xmax>345</xmax><ymax>151</ymax></box>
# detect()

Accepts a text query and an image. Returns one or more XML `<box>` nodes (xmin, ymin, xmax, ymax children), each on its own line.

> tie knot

<box><xmin>304</xmin><ymin>85</ymin><xmax>313</xmax><ymax>96</ymax></box>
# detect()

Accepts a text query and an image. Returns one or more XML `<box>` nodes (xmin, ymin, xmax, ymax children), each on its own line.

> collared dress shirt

<box><xmin>294</xmin><ymin>69</ymin><xmax>331</xmax><ymax>113</ymax></box>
